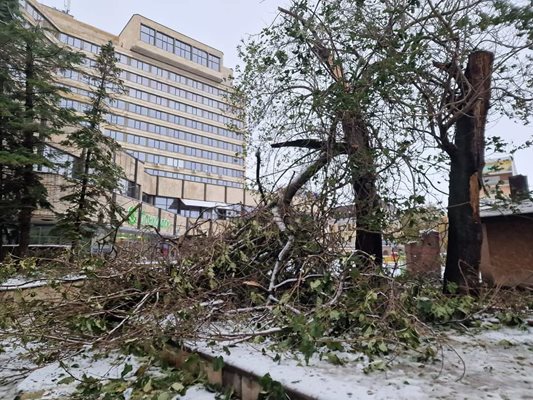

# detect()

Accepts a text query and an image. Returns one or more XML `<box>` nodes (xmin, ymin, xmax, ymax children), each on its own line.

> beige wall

<box><xmin>115</xmin><ymin>152</ymin><xmax>137</xmax><ymax>182</ymax></box>
<box><xmin>245</xmin><ymin>190</ymin><xmax>260</xmax><ymax>207</ymax></box>
<box><xmin>205</xmin><ymin>185</ymin><xmax>225</xmax><ymax>203</ymax></box>
<box><xmin>226</xmin><ymin>187</ymin><xmax>244</xmax><ymax>204</ymax></box>
<box><xmin>157</xmin><ymin>177</ymin><xmax>182</xmax><ymax>198</ymax></box>
<box><xmin>183</xmin><ymin>181</ymin><xmax>204</xmax><ymax>201</ymax></box>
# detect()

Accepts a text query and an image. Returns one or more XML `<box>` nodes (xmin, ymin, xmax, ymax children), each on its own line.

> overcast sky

<box><xmin>38</xmin><ymin>0</ymin><xmax>532</xmax><ymax>185</ymax></box>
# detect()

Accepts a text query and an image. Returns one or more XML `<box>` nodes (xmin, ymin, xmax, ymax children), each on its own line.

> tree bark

<box><xmin>444</xmin><ymin>50</ymin><xmax>494</xmax><ymax>294</ymax></box>
<box><xmin>342</xmin><ymin>114</ymin><xmax>383</xmax><ymax>268</ymax></box>
<box><xmin>16</xmin><ymin>45</ymin><xmax>36</xmax><ymax>258</ymax></box>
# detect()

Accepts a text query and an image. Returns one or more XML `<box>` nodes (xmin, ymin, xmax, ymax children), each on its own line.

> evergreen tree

<box><xmin>55</xmin><ymin>41</ymin><xmax>125</xmax><ymax>255</ymax></box>
<box><xmin>0</xmin><ymin>0</ymin><xmax>24</xmax><ymax>258</ymax></box>
<box><xmin>0</xmin><ymin>0</ymin><xmax>80</xmax><ymax>258</ymax></box>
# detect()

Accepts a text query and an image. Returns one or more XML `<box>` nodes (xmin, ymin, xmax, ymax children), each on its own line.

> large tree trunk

<box><xmin>343</xmin><ymin>114</ymin><xmax>383</xmax><ymax>268</ymax></box>
<box><xmin>444</xmin><ymin>50</ymin><xmax>494</xmax><ymax>294</ymax></box>
<box><xmin>70</xmin><ymin>148</ymin><xmax>91</xmax><ymax>259</ymax></box>
<box><xmin>17</xmin><ymin>166</ymin><xmax>34</xmax><ymax>258</ymax></box>
<box><xmin>16</xmin><ymin>46</ymin><xmax>36</xmax><ymax>259</ymax></box>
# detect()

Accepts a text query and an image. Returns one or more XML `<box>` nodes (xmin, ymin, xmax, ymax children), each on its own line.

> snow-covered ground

<box><xmin>2</xmin><ymin>324</ymin><xmax>531</xmax><ymax>399</ymax></box>
<box><xmin>0</xmin><ymin>338</ymin><xmax>37</xmax><ymax>399</ymax></box>
<box><xmin>0</xmin><ymin>338</ymin><xmax>217</xmax><ymax>400</ymax></box>
<box><xmin>191</xmin><ymin>325</ymin><xmax>533</xmax><ymax>400</ymax></box>
<box><xmin>0</xmin><ymin>274</ymin><xmax>85</xmax><ymax>291</ymax></box>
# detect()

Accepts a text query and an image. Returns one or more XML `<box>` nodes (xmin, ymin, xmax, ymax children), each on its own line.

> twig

<box><xmin>103</xmin><ymin>291</ymin><xmax>153</xmax><ymax>341</ymax></box>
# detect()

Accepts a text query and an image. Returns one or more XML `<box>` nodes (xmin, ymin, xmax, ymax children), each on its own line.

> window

<box><xmin>154</xmin><ymin>196</ymin><xmax>179</xmax><ymax>213</ymax></box>
<box><xmin>175</xmin><ymin>40</ymin><xmax>191</xmax><ymax>60</ymax></box>
<box><xmin>181</xmin><ymin>208</ymin><xmax>201</xmax><ymax>218</ymax></box>
<box><xmin>208</xmin><ymin>54</ymin><xmax>220</xmax><ymax>71</ymax></box>
<box><xmin>116</xmin><ymin>53</ymin><xmax>129</xmax><ymax>65</ymax></box>
<box><xmin>119</xmin><ymin>179</ymin><xmax>140</xmax><ymax>199</ymax></box>
<box><xmin>142</xmin><ymin>193</ymin><xmax>155</xmax><ymax>205</ymax></box>
<box><xmin>38</xmin><ymin>146</ymin><xmax>76</xmax><ymax>177</ymax></box>
<box><xmin>140</xmin><ymin>25</ymin><xmax>156</xmax><ymax>45</ymax></box>
<box><xmin>156</xmin><ymin>32</ymin><xmax>174</xmax><ymax>52</ymax></box>
<box><xmin>192</xmin><ymin>48</ymin><xmax>208</xmax><ymax>67</ymax></box>
<box><xmin>145</xmin><ymin>169</ymin><xmax>243</xmax><ymax>189</ymax></box>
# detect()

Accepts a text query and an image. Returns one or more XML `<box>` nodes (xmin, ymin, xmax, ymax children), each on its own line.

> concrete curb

<box><xmin>160</xmin><ymin>345</ymin><xmax>316</xmax><ymax>400</ymax></box>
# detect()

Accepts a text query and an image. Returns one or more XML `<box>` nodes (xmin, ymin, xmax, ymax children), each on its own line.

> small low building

<box><xmin>480</xmin><ymin>201</ymin><xmax>533</xmax><ymax>287</ymax></box>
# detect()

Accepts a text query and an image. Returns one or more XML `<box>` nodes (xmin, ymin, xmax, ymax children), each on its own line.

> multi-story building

<box><xmin>481</xmin><ymin>157</ymin><xmax>516</xmax><ymax>199</ymax></box>
<box><xmin>19</xmin><ymin>0</ymin><xmax>255</xmax><ymax>246</ymax></box>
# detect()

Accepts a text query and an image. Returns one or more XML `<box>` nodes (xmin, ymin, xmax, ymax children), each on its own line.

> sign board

<box><xmin>127</xmin><ymin>206</ymin><xmax>172</xmax><ymax>229</ymax></box>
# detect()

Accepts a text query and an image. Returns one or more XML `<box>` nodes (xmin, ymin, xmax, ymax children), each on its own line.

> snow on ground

<box><xmin>174</xmin><ymin>385</ymin><xmax>217</xmax><ymax>400</ymax></box>
<box><xmin>16</xmin><ymin>349</ymin><xmax>141</xmax><ymax>399</ymax></box>
<box><xmin>0</xmin><ymin>337</ymin><xmax>141</xmax><ymax>400</ymax></box>
<box><xmin>2</xmin><ymin>325</ymin><xmax>531</xmax><ymax>399</ymax></box>
<box><xmin>190</xmin><ymin>326</ymin><xmax>533</xmax><ymax>400</ymax></box>
<box><xmin>0</xmin><ymin>275</ymin><xmax>85</xmax><ymax>291</ymax></box>
<box><xmin>0</xmin><ymin>338</ymin><xmax>217</xmax><ymax>400</ymax></box>
<box><xmin>0</xmin><ymin>338</ymin><xmax>37</xmax><ymax>399</ymax></box>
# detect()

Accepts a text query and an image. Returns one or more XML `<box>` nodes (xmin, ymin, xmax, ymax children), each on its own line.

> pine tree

<box><xmin>0</xmin><ymin>0</ymin><xmax>81</xmax><ymax>258</ymax></box>
<box><xmin>0</xmin><ymin>0</ymin><xmax>24</xmax><ymax>259</ymax></box>
<box><xmin>55</xmin><ymin>41</ymin><xmax>125</xmax><ymax>255</ymax></box>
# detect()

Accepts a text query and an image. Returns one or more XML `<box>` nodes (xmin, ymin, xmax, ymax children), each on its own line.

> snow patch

<box><xmin>174</xmin><ymin>384</ymin><xmax>218</xmax><ymax>400</ymax></box>
<box><xmin>189</xmin><ymin>326</ymin><xmax>533</xmax><ymax>400</ymax></box>
<box><xmin>0</xmin><ymin>274</ymin><xmax>85</xmax><ymax>291</ymax></box>
<box><xmin>16</xmin><ymin>349</ymin><xmax>140</xmax><ymax>399</ymax></box>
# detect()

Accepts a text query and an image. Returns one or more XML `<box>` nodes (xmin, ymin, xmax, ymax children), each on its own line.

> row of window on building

<box><xmin>105</xmin><ymin>129</ymin><xmax>243</xmax><ymax>166</ymax></box>
<box><xmin>140</xmin><ymin>24</ymin><xmax>220</xmax><ymax>71</ymax></box>
<box><xmin>60</xmin><ymin>98</ymin><xmax>239</xmax><ymax>147</ymax></box>
<box><xmin>61</xmin><ymin>94</ymin><xmax>240</xmax><ymax>143</ymax></box>
<box><xmin>60</xmin><ymin>99</ymin><xmax>243</xmax><ymax>180</ymax></box>
<box><xmin>119</xmin><ymin>116</ymin><xmax>242</xmax><ymax>154</ymax></box>
<box><xmin>19</xmin><ymin>0</ymin><xmax>50</xmax><ymax>28</ymax></box>
<box><xmin>57</xmin><ymin>32</ymin><xmax>227</xmax><ymax>99</ymax></box>
<box><xmin>124</xmin><ymin>70</ymin><xmax>232</xmax><ymax>114</ymax></box>
<box><xmin>113</xmin><ymin>99</ymin><xmax>240</xmax><ymax>140</ymax></box>
<box><xmin>37</xmin><ymin>144</ymin><xmax>242</xmax><ymax>192</ymax></box>
<box><xmin>120</xmin><ymin>53</ymin><xmax>226</xmax><ymax>98</ymax></box>
<box><xmin>125</xmin><ymin>149</ymin><xmax>243</xmax><ymax>179</ymax></box>
<box><xmin>145</xmin><ymin>168</ymin><xmax>242</xmax><ymax>189</ymax></box>
<box><xmin>24</xmin><ymin>4</ymin><xmax>229</xmax><ymax>100</ymax></box>
<box><xmin>36</xmin><ymin>148</ymin><xmax>241</xmax><ymax>217</ymax></box>
<box><xmin>127</xmin><ymin>84</ymin><xmax>241</xmax><ymax>128</ymax></box>
<box><xmin>108</xmin><ymin>113</ymin><xmax>242</xmax><ymax>154</ymax></box>
<box><xmin>60</xmin><ymin>68</ymin><xmax>240</xmax><ymax>128</ymax></box>
<box><xmin>60</xmin><ymin>88</ymin><xmax>242</xmax><ymax>154</ymax></box>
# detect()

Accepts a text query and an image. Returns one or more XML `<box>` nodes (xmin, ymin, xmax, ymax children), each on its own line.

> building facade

<box><xmin>20</xmin><ymin>0</ymin><xmax>254</xmax><ymax>245</ymax></box>
<box><xmin>481</xmin><ymin>157</ymin><xmax>516</xmax><ymax>199</ymax></box>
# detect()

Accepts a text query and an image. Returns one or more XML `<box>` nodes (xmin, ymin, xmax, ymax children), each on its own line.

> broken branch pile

<box><xmin>2</xmin><ymin>207</ymin><xmax>532</xmax><ymax>366</ymax></box>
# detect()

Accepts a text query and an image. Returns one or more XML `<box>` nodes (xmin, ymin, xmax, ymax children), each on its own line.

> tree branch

<box><xmin>271</xmin><ymin>139</ymin><xmax>325</xmax><ymax>149</ymax></box>
<box><xmin>255</xmin><ymin>149</ymin><xmax>267</xmax><ymax>204</ymax></box>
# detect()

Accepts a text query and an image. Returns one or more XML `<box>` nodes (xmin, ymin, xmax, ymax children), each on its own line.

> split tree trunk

<box><xmin>444</xmin><ymin>50</ymin><xmax>494</xmax><ymax>294</ymax></box>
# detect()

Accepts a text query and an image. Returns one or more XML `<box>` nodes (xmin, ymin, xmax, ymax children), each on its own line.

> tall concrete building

<box><xmin>19</xmin><ymin>0</ymin><xmax>254</xmax><ymax>245</ymax></box>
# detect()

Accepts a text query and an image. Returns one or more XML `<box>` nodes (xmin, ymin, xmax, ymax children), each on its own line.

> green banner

<box><xmin>127</xmin><ymin>206</ymin><xmax>172</xmax><ymax>229</ymax></box>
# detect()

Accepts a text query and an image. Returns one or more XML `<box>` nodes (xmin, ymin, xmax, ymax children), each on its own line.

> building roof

<box><xmin>480</xmin><ymin>200</ymin><xmax>533</xmax><ymax>218</ymax></box>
